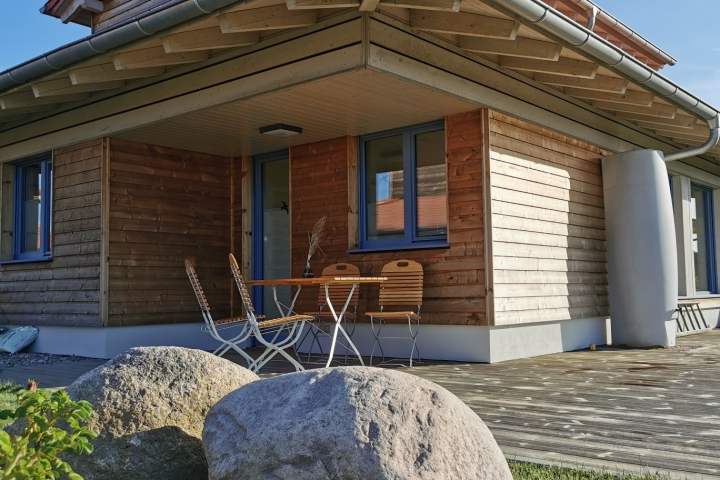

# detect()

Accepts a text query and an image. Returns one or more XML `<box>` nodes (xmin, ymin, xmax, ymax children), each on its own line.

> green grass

<box><xmin>0</xmin><ymin>380</ymin><xmax>22</xmax><ymax>428</ymax></box>
<box><xmin>509</xmin><ymin>461</ymin><xmax>671</xmax><ymax>480</ymax></box>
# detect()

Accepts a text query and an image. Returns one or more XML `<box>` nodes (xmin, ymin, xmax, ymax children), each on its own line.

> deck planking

<box><xmin>2</xmin><ymin>332</ymin><xmax>720</xmax><ymax>478</ymax></box>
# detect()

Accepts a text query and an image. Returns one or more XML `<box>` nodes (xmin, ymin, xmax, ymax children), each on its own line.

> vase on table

<box><xmin>302</xmin><ymin>263</ymin><xmax>314</xmax><ymax>278</ymax></box>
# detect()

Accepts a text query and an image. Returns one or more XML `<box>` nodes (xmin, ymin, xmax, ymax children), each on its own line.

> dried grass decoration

<box><xmin>303</xmin><ymin>216</ymin><xmax>327</xmax><ymax>278</ymax></box>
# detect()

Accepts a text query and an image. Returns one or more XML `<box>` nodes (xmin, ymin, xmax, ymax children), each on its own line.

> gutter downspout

<box><xmin>664</xmin><ymin>115</ymin><xmax>720</xmax><ymax>162</ymax></box>
<box><xmin>570</xmin><ymin>0</ymin><xmax>677</xmax><ymax>67</ymax></box>
<box><xmin>487</xmin><ymin>0</ymin><xmax>719</xmax><ymax>161</ymax></box>
<box><xmin>585</xmin><ymin>5</ymin><xmax>598</xmax><ymax>31</ymax></box>
<box><xmin>0</xmin><ymin>0</ymin><xmax>244</xmax><ymax>93</ymax></box>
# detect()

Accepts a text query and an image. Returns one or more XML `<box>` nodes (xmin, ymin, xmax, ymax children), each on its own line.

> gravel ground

<box><xmin>0</xmin><ymin>352</ymin><xmax>103</xmax><ymax>369</ymax></box>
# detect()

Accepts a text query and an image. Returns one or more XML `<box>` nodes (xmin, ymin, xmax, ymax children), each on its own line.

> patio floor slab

<box><xmin>2</xmin><ymin>331</ymin><xmax>719</xmax><ymax>479</ymax></box>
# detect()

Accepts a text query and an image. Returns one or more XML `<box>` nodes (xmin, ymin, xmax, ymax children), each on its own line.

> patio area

<box><xmin>3</xmin><ymin>331</ymin><xmax>720</xmax><ymax>479</ymax></box>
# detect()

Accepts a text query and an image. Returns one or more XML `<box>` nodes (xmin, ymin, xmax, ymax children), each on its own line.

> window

<box><xmin>690</xmin><ymin>184</ymin><xmax>716</xmax><ymax>293</ymax></box>
<box><xmin>358</xmin><ymin>121</ymin><xmax>447</xmax><ymax>250</ymax></box>
<box><xmin>8</xmin><ymin>155</ymin><xmax>53</xmax><ymax>261</ymax></box>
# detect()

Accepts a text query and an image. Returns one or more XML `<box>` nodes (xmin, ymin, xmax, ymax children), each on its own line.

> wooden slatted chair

<box><xmin>365</xmin><ymin>259</ymin><xmax>423</xmax><ymax>367</ymax></box>
<box><xmin>229</xmin><ymin>253</ymin><xmax>313</xmax><ymax>373</ymax></box>
<box><xmin>300</xmin><ymin>263</ymin><xmax>361</xmax><ymax>362</ymax></box>
<box><xmin>185</xmin><ymin>259</ymin><xmax>256</xmax><ymax>367</ymax></box>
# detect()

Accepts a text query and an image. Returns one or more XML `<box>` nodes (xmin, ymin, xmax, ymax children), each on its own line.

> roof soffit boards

<box><xmin>4</xmin><ymin>0</ymin><xmax>718</xmax><ymax>158</ymax></box>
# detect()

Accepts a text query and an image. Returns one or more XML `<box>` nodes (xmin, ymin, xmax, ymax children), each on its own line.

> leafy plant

<box><xmin>0</xmin><ymin>388</ymin><xmax>97</xmax><ymax>480</ymax></box>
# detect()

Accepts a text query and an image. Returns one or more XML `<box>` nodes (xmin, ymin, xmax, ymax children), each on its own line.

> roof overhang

<box><xmin>40</xmin><ymin>0</ymin><xmax>104</xmax><ymax>27</ymax></box>
<box><xmin>4</xmin><ymin>0</ymin><xmax>719</xmax><ymax>163</ymax></box>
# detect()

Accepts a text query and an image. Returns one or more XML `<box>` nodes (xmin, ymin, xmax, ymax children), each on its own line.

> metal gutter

<box><xmin>0</xmin><ymin>0</ymin><xmax>243</xmax><ymax>93</ymax></box>
<box><xmin>490</xmin><ymin>0</ymin><xmax>719</xmax><ymax>161</ymax></box>
<box><xmin>566</xmin><ymin>0</ymin><xmax>677</xmax><ymax>67</ymax></box>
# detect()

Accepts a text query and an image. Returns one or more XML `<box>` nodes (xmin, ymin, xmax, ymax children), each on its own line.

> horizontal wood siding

<box><xmin>107</xmin><ymin>139</ymin><xmax>232</xmax><ymax>326</ymax></box>
<box><xmin>0</xmin><ymin>140</ymin><xmax>103</xmax><ymax>326</ymax></box>
<box><xmin>93</xmin><ymin>0</ymin><xmax>175</xmax><ymax>32</ymax></box>
<box><xmin>489</xmin><ymin>111</ymin><xmax>610</xmax><ymax>325</ymax></box>
<box><xmin>289</xmin><ymin>110</ymin><xmax>486</xmax><ymax>325</ymax></box>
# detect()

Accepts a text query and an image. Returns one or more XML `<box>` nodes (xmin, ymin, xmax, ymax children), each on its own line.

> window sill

<box><xmin>0</xmin><ymin>257</ymin><xmax>53</xmax><ymax>266</ymax></box>
<box><xmin>348</xmin><ymin>243</ymin><xmax>450</xmax><ymax>254</ymax></box>
<box><xmin>679</xmin><ymin>294</ymin><xmax>720</xmax><ymax>300</ymax></box>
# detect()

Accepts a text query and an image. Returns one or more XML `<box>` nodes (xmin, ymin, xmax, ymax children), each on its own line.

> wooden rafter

<box><xmin>358</xmin><ymin>0</ymin><xmax>380</xmax><ymax>11</ymax></box>
<box><xmin>69</xmin><ymin>64</ymin><xmax>166</xmax><ymax>85</ymax></box>
<box><xmin>533</xmin><ymin>73</ymin><xmax>627</xmax><ymax>93</ymax></box>
<box><xmin>501</xmin><ymin>57</ymin><xmax>598</xmax><ymax>79</ymax></box>
<box><xmin>563</xmin><ymin>87</ymin><xmax>653</xmax><ymax>107</ymax></box>
<box><xmin>617</xmin><ymin>112</ymin><xmax>697</xmax><ymax>129</ymax></box>
<box><xmin>459</xmin><ymin>36</ymin><xmax>561</xmax><ymax>60</ymax></box>
<box><xmin>112</xmin><ymin>47</ymin><xmax>210</xmax><ymax>70</ymax></box>
<box><xmin>600</xmin><ymin>101</ymin><xmax>677</xmax><ymax>119</ymax></box>
<box><xmin>378</xmin><ymin>0</ymin><xmax>461</xmax><ymax>12</ymax></box>
<box><xmin>287</xmin><ymin>0</ymin><xmax>359</xmax><ymax>8</ymax></box>
<box><xmin>409</xmin><ymin>11</ymin><xmax>519</xmax><ymax>39</ymax></box>
<box><xmin>218</xmin><ymin>6</ymin><xmax>318</xmax><ymax>33</ymax></box>
<box><xmin>644</xmin><ymin>123</ymin><xmax>708</xmax><ymax>136</ymax></box>
<box><xmin>31</xmin><ymin>77</ymin><xmax>126</xmax><ymax>98</ymax></box>
<box><xmin>162</xmin><ymin>28</ymin><xmax>260</xmax><ymax>53</ymax></box>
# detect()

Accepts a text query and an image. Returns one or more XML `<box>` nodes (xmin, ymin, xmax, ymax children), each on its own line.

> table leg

<box><xmin>272</xmin><ymin>284</ymin><xmax>302</xmax><ymax>317</ymax></box>
<box><xmin>263</xmin><ymin>285</ymin><xmax>304</xmax><ymax>358</ymax></box>
<box><xmin>324</xmin><ymin>283</ymin><xmax>364</xmax><ymax>368</ymax></box>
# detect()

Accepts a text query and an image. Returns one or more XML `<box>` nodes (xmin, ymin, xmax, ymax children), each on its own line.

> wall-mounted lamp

<box><xmin>259</xmin><ymin>123</ymin><xmax>302</xmax><ymax>137</ymax></box>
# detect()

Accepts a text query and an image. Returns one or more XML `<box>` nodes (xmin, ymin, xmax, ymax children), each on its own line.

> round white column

<box><xmin>602</xmin><ymin>149</ymin><xmax>677</xmax><ymax>347</ymax></box>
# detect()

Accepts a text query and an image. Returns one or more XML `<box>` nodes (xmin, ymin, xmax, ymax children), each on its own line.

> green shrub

<box><xmin>0</xmin><ymin>381</ymin><xmax>21</xmax><ymax>430</ymax></box>
<box><xmin>0</xmin><ymin>388</ymin><xmax>97</xmax><ymax>480</ymax></box>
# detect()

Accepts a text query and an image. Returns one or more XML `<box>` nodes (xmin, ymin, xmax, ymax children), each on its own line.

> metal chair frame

<box><xmin>229</xmin><ymin>254</ymin><xmax>313</xmax><ymax>373</ymax></box>
<box><xmin>365</xmin><ymin>259</ymin><xmax>424</xmax><ymax>367</ymax></box>
<box><xmin>185</xmin><ymin>259</ymin><xmax>255</xmax><ymax>368</ymax></box>
<box><xmin>300</xmin><ymin>263</ymin><xmax>361</xmax><ymax>364</ymax></box>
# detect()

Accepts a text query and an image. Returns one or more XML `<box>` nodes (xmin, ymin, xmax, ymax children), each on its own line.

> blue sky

<box><xmin>1</xmin><ymin>1</ymin><xmax>718</xmax><ymax>106</ymax></box>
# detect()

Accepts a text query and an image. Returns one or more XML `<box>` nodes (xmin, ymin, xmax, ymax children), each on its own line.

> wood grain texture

<box><xmin>289</xmin><ymin>110</ymin><xmax>487</xmax><ymax>326</ymax></box>
<box><xmin>107</xmin><ymin>139</ymin><xmax>232</xmax><ymax>326</ymax></box>
<box><xmin>0</xmin><ymin>140</ymin><xmax>103</xmax><ymax>326</ymax></box>
<box><xmin>489</xmin><ymin>111</ymin><xmax>611</xmax><ymax>326</ymax></box>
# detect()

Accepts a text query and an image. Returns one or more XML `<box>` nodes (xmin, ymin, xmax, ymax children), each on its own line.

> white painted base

<box><xmin>15</xmin><ymin>316</ymin><xmax>610</xmax><ymax>363</ymax></box>
<box><xmin>12</xmin><ymin>323</ymin><xmax>240</xmax><ymax>359</ymax></box>
<box><xmin>295</xmin><ymin>316</ymin><xmax>611</xmax><ymax>364</ymax></box>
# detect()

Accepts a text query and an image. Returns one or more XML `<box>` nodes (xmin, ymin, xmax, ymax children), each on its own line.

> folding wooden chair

<box><xmin>229</xmin><ymin>254</ymin><xmax>313</xmax><ymax>373</ymax></box>
<box><xmin>365</xmin><ymin>259</ymin><xmax>423</xmax><ymax>367</ymax></box>
<box><xmin>185</xmin><ymin>259</ymin><xmax>256</xmax><ymax>368</ymax></box>
<box><xmin>300</xmin><ymin>263</ymin><xmax>361</xmax><ymax>363</ymax></box>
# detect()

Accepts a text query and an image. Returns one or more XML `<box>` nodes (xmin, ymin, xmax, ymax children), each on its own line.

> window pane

<box><xmin>21</xmin><ymin>165</ymin><xmax>42</xmax><ymax>255</ymax></box>
<box><xmin>415</xmin><ymin>130</ymin><xmax>447</xmax><ymax>238</ymax></box>
<box><xmin>691</xmin><ymin>187</ymin><xmax>711</xmax><ymax>292</ymax></box>
<box><xmin>261</xmin><ymin>158</ymin><xmax>290</xmax><ymax>318</ymax></box>
<box><xmin>365</xmin><ymin>135</ymin><xmax>404</xmax><ymax>241</ymax></box>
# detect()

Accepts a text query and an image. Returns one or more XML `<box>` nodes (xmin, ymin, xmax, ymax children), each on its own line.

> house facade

<box><xmin>0</xmin><ymin>0</ymin><xmax>718</xmax><ymax>361</ymax></box>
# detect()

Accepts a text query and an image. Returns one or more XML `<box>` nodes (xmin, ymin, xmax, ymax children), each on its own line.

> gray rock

<box><xmin>203</xmin><ymin>366</ymin><xmax>511</xmax><ymax>480</ymax></box>
<box><xmin>64</xmin><ymin>346</ymin><xmax>258</xmax><ymax>480</ymax></box>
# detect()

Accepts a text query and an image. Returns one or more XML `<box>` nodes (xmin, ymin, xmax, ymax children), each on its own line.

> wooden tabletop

<box><xmin>245</xmin><ymin>277</ymin><xmax>387</xmax><ymax>286</ymax></box>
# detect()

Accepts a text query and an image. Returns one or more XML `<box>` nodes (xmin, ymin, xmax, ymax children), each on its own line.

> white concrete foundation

<box><xmin>16</xmin><ymin>316</ymin><xmax>610</xmax><ymax>363</ymax></box>
<box><xmin>13</xmin><ymin>323</ymin><xmax>241</xmax><ymax>359</ymax></box>
<box><xmin>296</xmin><ymin>316</ymin><xmax>610</xmax><ymax>364</ymax></box>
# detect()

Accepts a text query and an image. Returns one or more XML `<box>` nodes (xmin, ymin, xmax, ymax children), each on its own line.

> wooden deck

<box><xmin>3</xmin><ymin>332</ymin><xmax>720</xmax><ymax>479</ymax></box>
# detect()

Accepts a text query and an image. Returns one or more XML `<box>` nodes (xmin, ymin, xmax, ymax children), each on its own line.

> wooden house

<box><xmin>0</xmin><ymin>0</ymin><xmax>718</xmax><ymax>361</ymax></box>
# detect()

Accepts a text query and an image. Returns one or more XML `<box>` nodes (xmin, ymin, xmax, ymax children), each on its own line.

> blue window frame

<box><xmin>690</xmin><ymin>183</ymin><xmax>717</xmax><ymax>293</ymax></box>
<box><xmin>358</xmin><ymin>120</ymin><xmax>448</xmax><ymax>251</ymax></box>
<box><xmin>12</xmin><ymin>155</ymin><xmax>52</xmax><ymax>261</ymax></box>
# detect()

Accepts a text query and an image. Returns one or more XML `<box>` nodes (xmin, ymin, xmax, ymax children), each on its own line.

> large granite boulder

<box><xmin>203</xmin><ymin>366</ymin><xmax>511</xmax><ymax>480</ymax></box>
<box><xmin>65</xmin><ymin>346</ymin><xmax>258</xmax><ymax>480</ymax></box>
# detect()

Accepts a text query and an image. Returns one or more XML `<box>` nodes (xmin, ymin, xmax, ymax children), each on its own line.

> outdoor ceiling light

<box><xmin>259</xmin><ymin>123</ymin><xmax>302</xmax><ymax>137</ymax></box>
